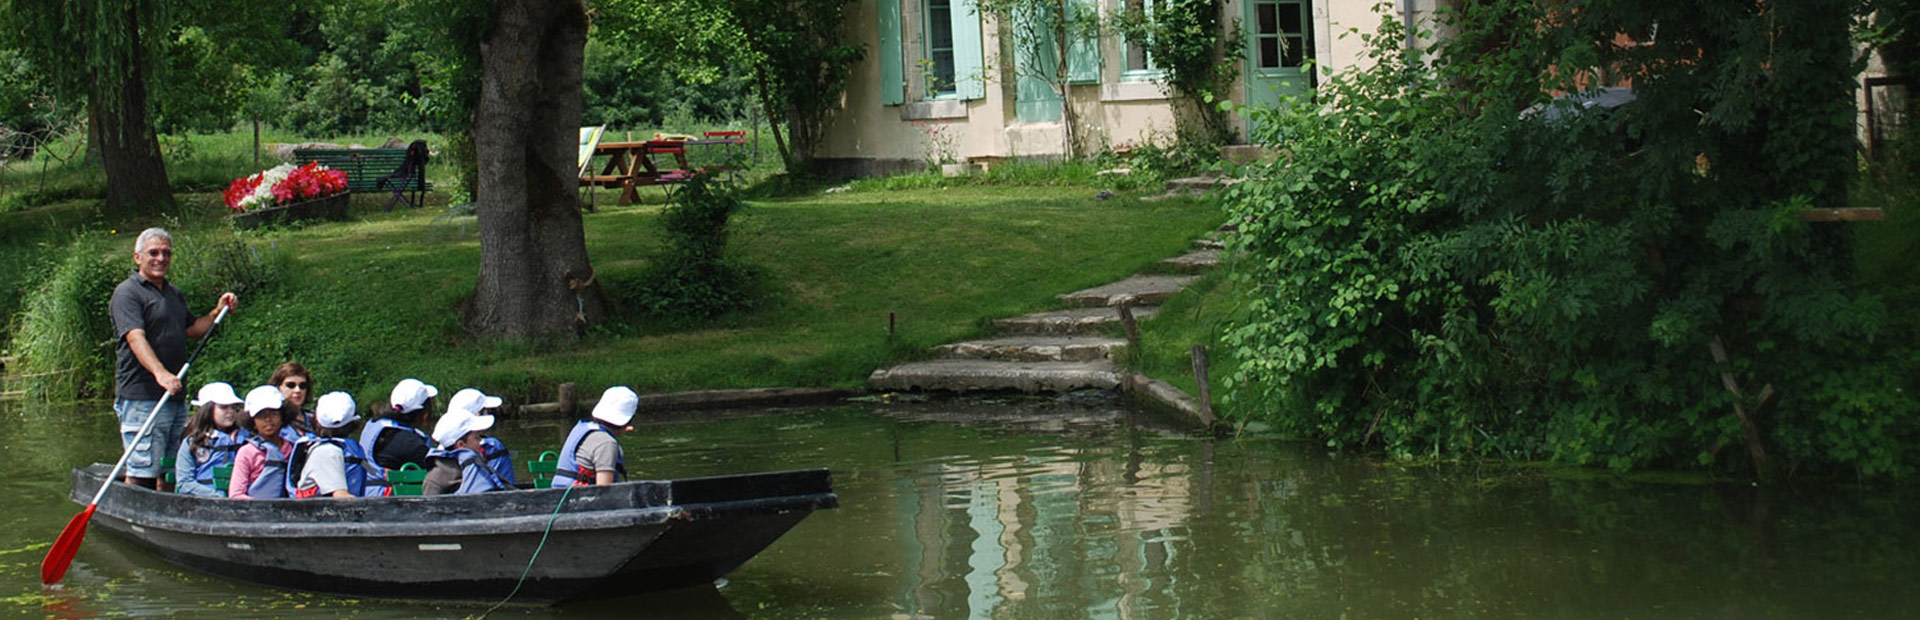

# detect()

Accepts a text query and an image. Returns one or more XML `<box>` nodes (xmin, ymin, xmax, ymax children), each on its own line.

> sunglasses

<box><xmin>282</xmin><ymin>381</ymin><xmax>311</xmax><ymax>390</ymax></box>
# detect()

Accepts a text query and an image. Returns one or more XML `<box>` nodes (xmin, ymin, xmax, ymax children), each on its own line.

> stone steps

<box><xmin>1057</xmin><ymin>274</ymin><xmax>1199</xmax><ymax>308</ymax></box>
<box><xmin>932</xmin><ymin>336</ymin><xmax>1128</xmax><ymax>363</ymax></box>
<box><xmin>1159</xmin><ymin>248</ymin><xmax>1220</xmax><ymax>273</ymax></box>
<box><xmin>869</xmin><ymin>360</ymin><xmax>1122</xmax><ymax>394</ymax></box>
<box><xmin>992</xmin><ymin>305</ymin><xmax>1159</xmax><ymax>337</ymax></box>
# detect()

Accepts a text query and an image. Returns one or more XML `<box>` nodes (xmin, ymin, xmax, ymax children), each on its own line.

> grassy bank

<box><xmin>4</xmin><ymin>180</ymin><xmax>1220</xmax><ymax>404</ymax></box>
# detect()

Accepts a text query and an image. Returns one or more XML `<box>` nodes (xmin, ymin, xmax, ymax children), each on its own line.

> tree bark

<box><xmin>92</xmin><ymin>1</ymin><xmax>172</xmax><ymax>213</ymax></box>
<box><xmin>467</xmin><ymin>0</ymin><xmax>604</xmax><ymax>341</ymax></box>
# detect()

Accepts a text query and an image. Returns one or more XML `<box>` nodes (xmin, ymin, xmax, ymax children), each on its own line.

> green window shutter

<box><xmin>1067</xmin><ymin>6</ymin><xmax>1100</xmax><ymax>84</ymax></box>
<box><xmin>879</xmin><ymin>0</ymin><xmax>905</xmax><ymax>105</ymax></box>
<box><xmin>951</xmin><ymin>0</ymin><xmax>986</xmax><ymax>100</ymax></box>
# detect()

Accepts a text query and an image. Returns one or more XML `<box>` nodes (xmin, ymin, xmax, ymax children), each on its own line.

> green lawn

<box><xmin>32</xmin><ymin>184</ymin><xmax>1220</xmax><ymax>402</ymax></box>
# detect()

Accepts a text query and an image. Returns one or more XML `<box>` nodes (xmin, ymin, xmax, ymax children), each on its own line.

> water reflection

<box><xmin>6</xmin><ymin>399</ymin><xmax>1920</xmax><ymax>618</ymax></box>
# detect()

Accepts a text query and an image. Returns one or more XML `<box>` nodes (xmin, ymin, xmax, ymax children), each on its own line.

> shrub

<box><xmin>8</xmin><ymin>237</ymin><xmax>125</xmax><ymax>400</ymax></box>
<box><xmin>1222</xmin><ymin>2</ymin><xmax>1917</xmax><ymax>476</ymax></box>
<box><xmin>610</xmin><ymin>173</ymin><xmax>763</xmax><ymax>324</ymax></box>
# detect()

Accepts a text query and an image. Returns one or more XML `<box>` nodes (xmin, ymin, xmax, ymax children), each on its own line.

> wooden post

<box><xmin>1117</xmin><ymin>296</ymin><xmax>1141</xmax><ymax>355</ymax></box>
<box><xmin>557</xmin><ymin>382</ymin><xmax>578</xmax><ymax>417</ymax></box>
<box><xmin>252</xmin><ymin>114</ymin><xmax>260</xmax><ymax>168</ymax></box>
<box><xmin>1190</xmin><ymin>345</ymin><xmax>1215</xmax><ymax>427</ymax></box>
<box><xmin>887</xmin><ymin>311</ymin><xmax>896</xmax><ymax>342</ymax></box>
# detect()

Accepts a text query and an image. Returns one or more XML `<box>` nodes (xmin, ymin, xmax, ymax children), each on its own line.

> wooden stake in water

<box><xmin>1190</xmin><ymin>345</ymin><xmax>1215</xmax><ymax>427</ymax></box>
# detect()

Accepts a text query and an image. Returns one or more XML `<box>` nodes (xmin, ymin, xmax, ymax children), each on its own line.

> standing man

<box><xmin>110</xmin><ymin>228</ymin><xmax>237</xmax><ymax>490</ymax></box>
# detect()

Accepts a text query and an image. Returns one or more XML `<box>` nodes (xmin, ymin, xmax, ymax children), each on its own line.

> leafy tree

<box><xmin>466</xmin><ymin>0</ymin><xmax>606</xmax><ymax>341</ymax></box>
<box><xmin>1223</xmin><ymin>0</ymin><xmax>1916</xmax><ymax>476</ymax></box>
<box><xmin>5</xmin><ymin>0</ymin><xmax>174</xmax><ymax>212</ymax></box>
<box><xmin>598</xmin><ymin>0</ymin><xmax>864</xmax><ymax>173</ymax></box>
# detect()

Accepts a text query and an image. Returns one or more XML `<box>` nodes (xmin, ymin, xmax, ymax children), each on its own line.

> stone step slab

<box><xmin>869</xmin><ymin>360</ymin><xmax>1122</xmax><ymax>394</ymax></box>
<box><xmin>1159</xmin><ymin>248</ymin><xmax>1221</xmax><ymax>273</ymax></box>
<box><xmin>1057</xmin><ymin>274</ymin><xmax>1199</xmax><ymax>308</ymax></box>
<box><xmin>933</xmin><ymin>336</ymin><xmax>1128</xmax><ymax>362</ymax></box>
<box><xmin>993</xmin><ymin>306</ymin><xmax>1159</xmax><ymax>336</ymax></box>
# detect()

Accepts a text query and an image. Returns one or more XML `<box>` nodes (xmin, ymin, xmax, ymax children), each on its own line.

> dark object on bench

<box><xmin>375</xmin><ymin>140</ymin><xmax>431</xmax><ymax>210</ymax></box>
<box><xmin>292</xmin><ymin>145</ymin><xmax>434</xmax><ymax>209</ymax></box>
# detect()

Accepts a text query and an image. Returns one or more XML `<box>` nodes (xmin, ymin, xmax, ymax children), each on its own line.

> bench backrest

<box><xmin>292</xmin><ymin>148</ymin><xmax>430</xmax><ymax>193</ymax></box>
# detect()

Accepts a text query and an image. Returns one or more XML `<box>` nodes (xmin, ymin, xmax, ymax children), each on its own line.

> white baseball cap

<box><xmin>431</xmin><ymin>409</ymin><xmax>496</xmax><ymax>449</ymax></box>
<box><xmin>315</xmin><ymin>392</ymin><xmax>360</xmax><ymax>429</ymax></box>
<box><xmin>192</xmin><ymin>382</ymin><xmax>244</xmax><ymax>408</ymax></box>
<box><xmin>389</xmin><ymin>378</ymin><xmax>439</xmax><ymax>413</ymax></box>
<box><xmin>244</xmin><ymin>385</ymin><xmax>285</xmax><ymax>417</ymax></box>
<box><xmin>592</xmin><ymin>386</ymin><xmax>640</xmax><ymax>426</ymax></box>
<box><xmin>447</xmin><ymin>388</ymin><xmax>504</xmax><ymax>417</ymax></box>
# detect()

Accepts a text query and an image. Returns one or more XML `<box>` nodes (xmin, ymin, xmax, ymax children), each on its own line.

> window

<box><xmin>880</xmin><ymin>0</ymin><xmax>985</xmax><ymax>104</ymax></box>
<box><xmin>1122</xmin><ymin>0</ymin><xmax>1163</xmax><ymax>79</ymax></box>
<box><xmin>1252</xmin><ymin>0</ymin><xmax>1309</xmax><ymax>69</ymax></box>
<box><xmin>925</xmin><ymin>0</ymin><xmax>958</xmax><ymax>97</ymax></box>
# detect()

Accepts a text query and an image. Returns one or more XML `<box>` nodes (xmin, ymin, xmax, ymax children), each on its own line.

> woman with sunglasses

<box><xmin>270</xmin><ymin>362</ymin><xmax>319</xmax><ymax>440</ymax></box>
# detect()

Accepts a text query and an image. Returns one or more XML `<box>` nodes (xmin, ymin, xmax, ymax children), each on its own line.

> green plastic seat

<box><xmin>527</xmin><ymin>450</ymin><xmax>560</xmax><ymax>488</ymax></box>
<box><xmin>161</xmin><ymin>457</ymin><xmax>177</xmax><ymax>487</ymax></box>
<box><xmin>388</xmin><ymin>462</ymin><xmax>427</xmax><ymax>496</ymax></box>
<box><xmin>213</xmin><ymin>464</ymin><xmax>233</xmax><ymax>494</ymax></box>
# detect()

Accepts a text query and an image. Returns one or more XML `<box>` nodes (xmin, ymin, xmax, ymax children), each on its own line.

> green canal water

<box><xmin>3</xmin><ymin>397</ymin><xmax>1917</xmax><ymax>619</ymax></box>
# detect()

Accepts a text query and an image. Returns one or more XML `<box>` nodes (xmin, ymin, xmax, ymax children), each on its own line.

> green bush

<box><xmin>610</xmin><ymin>173</ymin><xmax>764</xmax><ymax>325</ymax></box>
<box><xmin>1223</xmin><ymin>2</ymin><xmax>1917</xmax><ymax>476</ymax></box>
<box><xmin>8</xmin><ymin>237</ymin><xmax>125</xmax><ymax>400</ymax></box>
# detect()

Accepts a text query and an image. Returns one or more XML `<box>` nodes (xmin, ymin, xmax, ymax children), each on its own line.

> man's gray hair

<box><xmin>134</xmin><ymin>228</ymin><xmax>172</xmax><ymax>254</ymax></box>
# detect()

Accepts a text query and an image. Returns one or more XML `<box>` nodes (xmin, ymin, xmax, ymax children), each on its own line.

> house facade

<box><xmin>815</xmin><ymin>0</ymin><xmax>1452</xmax><ymax>176</ymax></box>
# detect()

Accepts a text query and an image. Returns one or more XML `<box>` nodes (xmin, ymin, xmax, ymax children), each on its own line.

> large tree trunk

<box><xmin>93</xmin><ymin>2</ymin><xmax>171</xmax><ymax>213</ymax></box>
<box><xmin>466</xmin><ymin>0</ymin><xmax>604</xmax><ymax>341</ymax></box>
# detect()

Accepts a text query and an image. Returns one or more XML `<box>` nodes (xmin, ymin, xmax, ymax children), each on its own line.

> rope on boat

<box><xmin>478</xmin><ymin>484</ymin><xmax>575</xmax><ymax>618</ymax></box>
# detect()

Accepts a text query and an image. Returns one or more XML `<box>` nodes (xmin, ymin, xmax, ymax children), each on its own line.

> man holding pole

<box><xmin>109</xmin><ymin>228</ymin><xmax>238</xmax><ymax>490</ymax></box>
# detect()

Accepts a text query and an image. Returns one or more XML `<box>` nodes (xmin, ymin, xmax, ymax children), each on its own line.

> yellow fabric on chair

<box><xmin>577</xmin><ymin>126</ymin><xmax>607</xmax><ymax>176</ymax></box>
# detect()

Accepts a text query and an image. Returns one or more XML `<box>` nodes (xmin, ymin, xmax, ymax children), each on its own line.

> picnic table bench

<box><xmin>579</xmin><ymin>132</ymin><xmax>748</xmax><ymax>207</ymax></box>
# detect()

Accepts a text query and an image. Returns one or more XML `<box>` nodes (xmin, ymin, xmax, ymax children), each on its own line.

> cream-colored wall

<box><xmin>820</xmin><ymin>0</ymin><xmax>1426</xmax><ymax>165</ymax></box>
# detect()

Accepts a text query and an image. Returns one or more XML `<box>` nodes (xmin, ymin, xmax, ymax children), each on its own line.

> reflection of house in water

<box><xmin>889</xmin><ymin>449</ymin><xmax>1197</xmax><ymax>619</ymax></box>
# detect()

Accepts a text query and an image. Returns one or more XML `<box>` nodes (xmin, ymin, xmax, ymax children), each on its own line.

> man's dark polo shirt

<box><xmin>110</xmin><ymin>271</ymin><xmax>193</xmax><ymax>401</ymax></box>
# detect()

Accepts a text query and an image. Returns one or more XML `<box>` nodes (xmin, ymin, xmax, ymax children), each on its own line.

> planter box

<box><xmin>229</xmin><ymin>193</ymin><xmax>350</xmax><ymax>230</ymax></box>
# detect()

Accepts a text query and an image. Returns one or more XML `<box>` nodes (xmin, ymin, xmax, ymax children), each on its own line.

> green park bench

<box><xmin>293</xmin><ymin>144</ymin><xmax>431</xmax><ymax>209</ymax></box>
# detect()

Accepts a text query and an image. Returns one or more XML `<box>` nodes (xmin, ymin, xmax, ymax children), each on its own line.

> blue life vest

<box><xmin>286</xmin><ymin>437</ymin><xmax>384</xmax><ymax>497</ymax></box>
<box><xmin>428</xmin><ymin>446</ymin><xmax>509</xmax><ymax>494</ymax></box>
<box><xmin>359</xmin><ymin>417</ymin><xmax>430</xmax><ymax>471</ymax></box>
<box><xmin>552</xmin><ymin>420</ymin><xmax>625</xmax><ymax>488</ymax></box>
<box><xmin>481</xmin><ymin>436</ymin><xmax>515</xmax><ymax>486</ymax></box>
<box><xmin>243</xmin><ymin>434</ymin><xmax>289</xmax><ymax>499</ymax></box>
<box><xmin>190</xmin><ymin>429</ymin><xmax>246</xmax><ymax>485</ymax></box>
<box><xmin>282</xmin><ymin>410</ymin><xmax>318</xmax><ymax>442</ymax></box>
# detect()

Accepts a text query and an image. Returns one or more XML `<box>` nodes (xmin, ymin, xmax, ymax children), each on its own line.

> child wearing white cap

<box><xmin>289</xmin><ymin>392</ymin><xmax>385</xmax><ymax>498</ymax></box>
<box><xmin>229</xmin><ymin>385</ymin><xmax>294</xmax><ymax>499</ymax></box>
<box><xmin>422</xmin><ymin>388</ymin><xmax>512</xmax><ymax>495</ymax></box>
<box><xmin>359</xmin><ymin>378</ymin><xmax>438</xmax><ymax>475</ymax></box>
<box><xmin>551</xmin><ymin>386</ymin><xmax>638</xmax><ymax>487</ymax></box>
<box><xmin>173</xmin><ymin>382</ymin><xmax>245</xmax><ymax>498</ymax></box>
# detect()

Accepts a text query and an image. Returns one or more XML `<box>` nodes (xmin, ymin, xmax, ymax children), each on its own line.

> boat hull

<box><xmin>69</xmin><ymin>464</ymin><xmax>836</xmax><ymax>603</ymax></box>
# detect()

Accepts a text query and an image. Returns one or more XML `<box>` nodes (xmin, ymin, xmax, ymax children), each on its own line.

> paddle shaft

<box><xmin>87</xmin><ymin>303</ymin><xmax>230</xmax><ymax>504</ymax></box>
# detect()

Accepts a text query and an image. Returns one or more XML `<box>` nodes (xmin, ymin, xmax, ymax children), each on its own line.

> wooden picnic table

<box><xmin>579</xmin><ymin>134</ymin><xmax>750</xmax><ymax>206</ymax></box>
<box><xmin>581</xmin><ymin>140</ymin><xmax>693</xmax><ymax>206</ymax></box>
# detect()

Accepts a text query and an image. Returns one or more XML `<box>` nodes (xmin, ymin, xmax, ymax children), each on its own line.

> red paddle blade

<box><xmin>41</xmin><ymin>504</ymin><xmax>96</xmax><ymax>585</ymax></box>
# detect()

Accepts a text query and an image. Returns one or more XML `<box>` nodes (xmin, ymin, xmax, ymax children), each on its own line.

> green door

<box><xmin>1244</xmin><ymin>0</ymin><xmax>1314</xmax><ymax>140</ymax></box>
